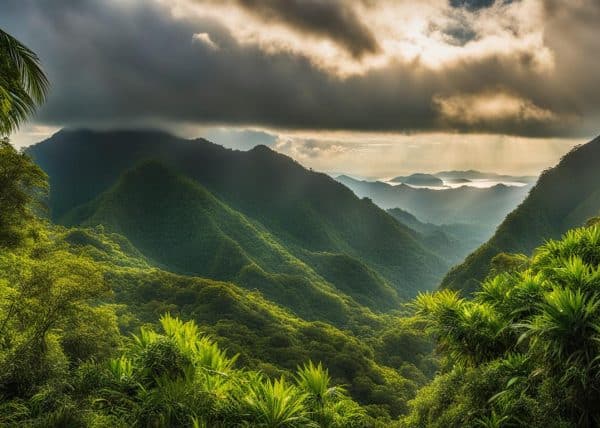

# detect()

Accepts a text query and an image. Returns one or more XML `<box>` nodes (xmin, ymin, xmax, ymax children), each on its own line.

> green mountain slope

<box><xmin>3</xmin><ymin>220</ymin><xmax>433</xmax><ymax>421</ymax></box>
<box><xmin>28</xmin><ymin>129</ymin><xmax>446</xmax><ymax>298</ymax></box>
<box><xmin>441</xmin><ymin>135</ymin><xmax>600</xmax><ymax>293</ymax></box>
<box><xmin>67</xmin><ymin>161</ymin><xmax>403</xmax><ymax>319</ymax></box>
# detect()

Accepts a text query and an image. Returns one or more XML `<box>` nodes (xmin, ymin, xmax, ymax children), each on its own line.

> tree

<box><xmin>407</xmin><ymin>225</ymin><xmax>600</xmax><ymax>427</ymax></box>
<box><xmin>0</xmin><ymin>29</ymin><xmax>49</xmax><ymax>245</ymax></box>
<box><xmin>0</xmin><ymin>249</ymin><xmax>114</xmax><ymax>396</ymax></box>
<box><xmin>0</xmin><ymin>138</ymin><xmax>48</xmax><ymax>245</ymax></box>
<box><xmin>0</xmin><ymin>28</ymin><xmax>49</xmax><ymax>135</ymax></box>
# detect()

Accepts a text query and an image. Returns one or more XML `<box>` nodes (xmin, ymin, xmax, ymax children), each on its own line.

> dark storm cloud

<box><xmin>1</xmin><ymin>0</ymin><xmax>599</xmax><ymax>138</ymax></box>
<box><xmin>450</xmin><ymin>0</ymin><xmax>495</xmax><ymax>11</ymax></box>
<box><xmin>226</xmin><ymin>0</ymin><xmax>380</xmax><ymax>58</ymax></box>
<box><xmin>442</xmin><ymin>23</ymin><xmax>478</xmax><ymax>46</ymax></box>
<box><xmin>450</xmin><ymin>0</ymin><xmax>515</xmax><ymax>11</ymax></box>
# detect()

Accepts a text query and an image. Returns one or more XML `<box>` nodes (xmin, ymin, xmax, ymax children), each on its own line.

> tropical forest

<box><xmin>2</xmin><ymin>1</ymin><xmax>600</xmax><ymax>427</ymax></box>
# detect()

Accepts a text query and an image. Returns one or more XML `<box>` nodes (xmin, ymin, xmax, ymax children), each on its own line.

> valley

<box><xmin>2</xmin><ymin>4</ymin><xmax>600</xmax><ymax>426</ymax></box>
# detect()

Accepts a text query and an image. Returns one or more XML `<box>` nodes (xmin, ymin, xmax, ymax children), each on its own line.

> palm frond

<box><xmin>0</xmin><ymin>28</ymin><xmax>49</xmax><ymax>135</ymax></box>
<box><xmin>243</xmin><ymin>376</ymin><xmax>310</xmax><ymax>427</ymax></box>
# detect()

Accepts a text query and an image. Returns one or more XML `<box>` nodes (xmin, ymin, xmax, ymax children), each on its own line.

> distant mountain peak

<box><xmin>390</xmin><ymin>173</ymin><xmax>444</xmax><ymax>186</ymax></box>
<box><xmin>250</xmin><ymin>144</ymin><xmax>273</xmax><ymax>153</ymax></box>
<box><xmin>336</xmin><ymin>174</ymin><xmax>361</xmax><ymax>182</ymax></box>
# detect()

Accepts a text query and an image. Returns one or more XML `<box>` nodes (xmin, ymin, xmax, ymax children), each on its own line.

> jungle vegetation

<box><xmin>3</xmin><ymin>26</ymin><xmax>600</xmax><ymax>428</ymax></box>
<box><xmin>0</xmin><ymin>138</ymin><xmax>433</xmax><ymax>426</ymax></box>
<box><xmin>404</xmin><ymin>225</ymin><xmax>600</xmax><ymax>427</ymax></box>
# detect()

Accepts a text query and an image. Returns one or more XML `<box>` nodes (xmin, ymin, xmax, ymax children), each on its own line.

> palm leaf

<box><xmin>0</xmin><ymin>28</ymin><xmax>49</xmax><ymax>135</ymax></box>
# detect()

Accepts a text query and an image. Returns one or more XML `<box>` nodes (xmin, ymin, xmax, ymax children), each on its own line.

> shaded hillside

<box><xmin>441</xmin><ymin>135</ymin><xmax>600</xmax><ymax>293</ymax></box>
<box><xmin>387</xmin><ymin>208</ymin><xmax>489</xmax><ymax>265</ymax></box>
<box><xmin>67</xmin><ymin>161</ymin><xmax>394</xmax><ymax>321</ymax></box>
<box><xmin>337</xmin><ymin>175</ymin><xmax>531</xmax><ymax>228</ymax></box>
<box><xmin>28</xmin><ymin>129</ymin><xmax>446</xmax><ymax>298</ymax></box>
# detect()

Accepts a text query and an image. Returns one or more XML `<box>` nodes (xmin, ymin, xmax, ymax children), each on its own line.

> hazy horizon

<box><xmin>11</xmin><ymin>125</ymin><xmax>583</xmax><ymax>178</ymax></box>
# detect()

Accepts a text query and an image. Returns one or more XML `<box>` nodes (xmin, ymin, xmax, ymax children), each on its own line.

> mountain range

<box><xmin>15</xmin><ymin>128</ymin><xmax>600</xmax><ymax>423</ymax></box>
<box><xmin>390</xmin><ymin>173</ymin><xmax>444</xmax><ymax>186</ymax></box>
<box><xmin>434</xmin><ymin>170</ymin><xmax>537</xmax><ymax>182</ymax></box>
<box><xmin>336</xmin><ymin>174</ymin><xmax>532</xmax><ymax>228</ymax></box>
<box><xmin>28</xmin><ymin>129</ymin><xmax>447</xmax><ymax>313</ymax></box>
<box><xmin>388</xmin><ymin>171</ymin><xmax>535</xmax><ymax>188</ymax></box>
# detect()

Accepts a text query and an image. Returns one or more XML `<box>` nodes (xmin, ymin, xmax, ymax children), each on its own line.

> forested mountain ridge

<box><xmin>442</xmin><ymin>135</ymin><xmax>600</xmax><ymax>293</ymax></box>
<box><xmin>28</xmin><ymin>129</ymin><xmax>447</xmax><ymax>298</ymax></box>
<box><xmin>0</xmin><ymin>212</ymin><xmax>433</xmax><ymax>426</ymax></box>
<box><xmin>0</xmin><ymin>140</ymin><xmax>434</xmax><ymax>425</ymax></box>
<box><xmin>65</xmin><ymin>160</ymin><xmax>401</xmax><ymax>318</ymax></box>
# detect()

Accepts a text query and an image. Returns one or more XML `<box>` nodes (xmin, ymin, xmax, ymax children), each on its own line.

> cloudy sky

<box><xmin>2</xmin><ymin>0</ymin><xmax>599</xmax><ymax>177</ymax></box>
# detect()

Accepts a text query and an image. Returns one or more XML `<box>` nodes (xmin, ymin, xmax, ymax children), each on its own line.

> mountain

<box><xmin>445</xmin><ymin>178</ymin><xmax>472</xmax><ymax>184</ymax></box>
<box><xmin>387</xmin><ymin>208</ymin><xmax>490</xmax><ymax>265</ymax></box>
<box><xmin>390</xmin><ymin>173</ymin><xmax>444</xmax><ymax>187</ymax></box>
<box><xmin>441</xmin><ymin>135</ymin><xmax>600</xmax><ymax>293</ymax></box>
<box><xmin>4</xmin><ymin>218</ymin><xmax>434</xmax><ymax>421</ymax></box>
<box><xmin>336</xmin><ymin>175</ymin><xmax>531</xmax><ymax>228</ymax></box>
<box><xmin>28</xmin><ymin>129</ymin><xmax>447</xmax><ymax>303</ymax></box>
<box><xmin>67</xmin><ymin>160</ymin><xmax>395</xmax><ymax>321</ymax></box>
<box><xmin>434</xmin><ymin>170</ymin><xmax>537</xmax><ymax>183</ymax></box>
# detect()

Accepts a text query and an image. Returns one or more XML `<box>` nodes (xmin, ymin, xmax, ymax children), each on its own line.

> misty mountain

<box><xmin>387</xmin><ymin>208</ymin><xmax>489</xmax><ymax>265</ymax></box>
<box><xmin>336</xmin><ymin>175</ymin><xmax>532</xmax><ymax>228</ymax></box>
<box><xmin>434</xmin><ymin>170</ymin><xmax>537</xmax><ymax>183</ymax></box>
<box><xmin>442</xmin><ymin>135</ymin><xmax>600</xmax><ymax>293</ymax></box>
<box><xmin>390</xmin><ymin>173</ymin><xmax>444</xmax><ymax>186</ymax></box>
<box><xmin>28</xmin><ymin>129</ymin><xmax>447</xmax><ymax>302</ymax></box>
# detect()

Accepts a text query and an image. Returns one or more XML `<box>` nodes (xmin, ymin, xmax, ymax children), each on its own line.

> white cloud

<box><xmin>160</xmin><ymin>0</ymin><xmax>553</xmax><ymax>77</ymax></box>
<box><xmin>271</xmin><ymin>130</ymin><xmax>583</xmax><ymax>177</ymax></box>
<box><xmin>192</xmin><ymin>32</ymin><xmax>219</xmax><ymax>50</ymax></box>
<box><xmin>433</xmin><ymin>91</ymin><xmax>559</xmax><ymax>126</ymax></box>
<box><xmin>9</xmin><ymin>124</ymin><xmax>61</xmax><ymax>148</ymax></box>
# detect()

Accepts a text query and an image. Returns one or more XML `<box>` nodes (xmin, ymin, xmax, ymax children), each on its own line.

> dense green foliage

<box><xmin>0</xmin><ymin>230</ymin><xmax>118</xmax><ymax>400</ymax></box>
<box><xmin>0</xmin><ymin>222</ymin><xmax>433</xmax><ymax>425</ymax></box>
<box><xmin>0</xmin><ymin>273</ymin><xmax>370</xmax><ymax>428</ymax></box>
<box><xmin>443</xmin><ymin>136</ymin><xmax>600</xmax><ymax>293</ymax></box>
<box><xmin>0</xmin><ymin>139</ymin><xmax>47</xmax><ymax>245</ymax></box>
<box><xmin>81</xmin><ymin>314</ymin><xmax>367</xmax><ymax>427</ymax></box>
<box><xmin>0</xmin><ymin>139</ymin><xmax>436</xmax><ymax>424</ymax></box>
<box><xmin>403</xmin><ymin>225</ymin><xmax>600</xmax><ymax>427</ymax></box>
